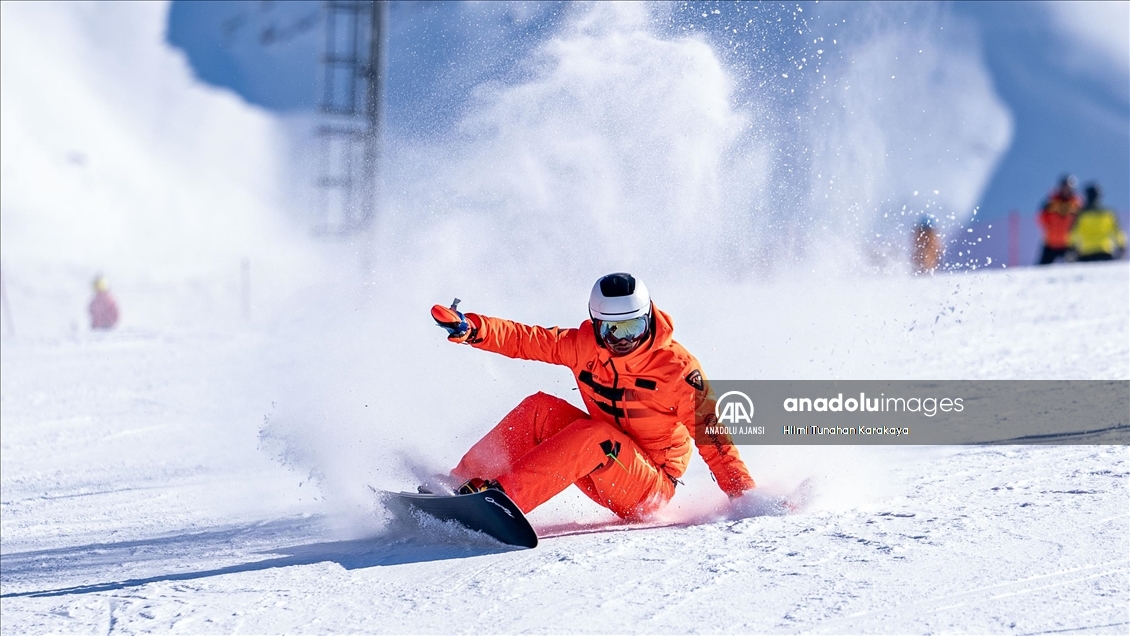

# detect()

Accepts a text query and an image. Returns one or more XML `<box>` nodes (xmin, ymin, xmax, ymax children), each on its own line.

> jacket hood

<box><xmin>647</xmin><ymin>304</ymin><xmax>676</xmax><ymax>351</ymax></box>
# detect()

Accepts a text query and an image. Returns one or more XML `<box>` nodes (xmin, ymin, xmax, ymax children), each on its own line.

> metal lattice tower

<box><xmin>315</xmin><ymin>0</ymin><xmax>386</xmax><ymax>236</ymax></box>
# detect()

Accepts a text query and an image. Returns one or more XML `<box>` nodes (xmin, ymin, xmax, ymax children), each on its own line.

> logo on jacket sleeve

<box><xmin>685</xmin><ymin>369</ymin><xmax>704</xmax><ymax>391</ymax></box>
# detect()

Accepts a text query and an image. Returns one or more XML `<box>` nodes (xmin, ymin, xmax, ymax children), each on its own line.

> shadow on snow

<box><xmin>0</xmin><ymin>515</ymin><xmax>518</xmax><ymax>598</ymax></box>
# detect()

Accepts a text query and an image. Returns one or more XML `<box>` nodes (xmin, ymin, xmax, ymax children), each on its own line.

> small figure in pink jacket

<box><xmin>89</xmin><ymin>275</ymin><xmax>119</xmax><ymax>330</ymax></box>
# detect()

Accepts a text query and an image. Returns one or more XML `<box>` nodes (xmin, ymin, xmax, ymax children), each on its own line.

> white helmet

<box><xmin>589</xmin><ymin>273</ymin><xmax>653</xmax><ymax>355</ymax></box>
<box><xmin>589</xmin><ymin>272</ymin><xmax>650</xmax><ymax>320</ymax></box>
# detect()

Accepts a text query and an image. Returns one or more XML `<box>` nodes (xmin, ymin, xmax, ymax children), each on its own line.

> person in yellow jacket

<box><xmin>1071</xmin><ymin>183</ymin><xmax>1127</xmax><ymax>262</ymax></box>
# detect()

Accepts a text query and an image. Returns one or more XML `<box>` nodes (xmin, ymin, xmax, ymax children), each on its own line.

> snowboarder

<box><xmin>1036</xmin><ymin>174</ymin><xmax>1082</xmax><ymax>265</ymax></box>
<box><xmin>430</xmin><ymin>272</ymin><xmax>756</xmax><ymax>520</ymax></box>
<box><xmin>89</xmin><ymin>275</ymin><xmax>119</xmax><ymax>330</ymax></box>
<box><xmin>1071</xmin><ymin>183</ymin><xmax>1127</xmax><ymax>262</ymax></box>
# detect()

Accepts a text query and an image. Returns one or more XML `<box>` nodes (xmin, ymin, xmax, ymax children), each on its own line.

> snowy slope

<box><xmin>2</xmin><ymin>1</ymin><xmax>1128</xmax><ymax>633</ymax></box>
<box><xmin>2</xmin><ymin>263</ymin><xmax>1128</xmax><ymax>634</ymax></box>
<box><xmin>0</xmin><ymin>1</ymin><xmax>323</xmax><ymax>339</ymax></box>
<box><xmin>2</xmin><ymin>446</ymin><xmax>1126</xmax><ymax>634</ymax></box>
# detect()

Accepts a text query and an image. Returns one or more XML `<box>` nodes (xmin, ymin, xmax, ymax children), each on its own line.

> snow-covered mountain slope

<box><xmin>2</xmin><ymin>1</ymin><xmax>1127</xmax><ymax>633</ymax></box>
<box><xmin>2</xmin><ymin>263</ymin><xmax>1127</xmax><ymax>634</ymax></box>
<box><xmin>0</xmin><ymin>1</ymin><xmax>322</xmax><ymax>339</ymax></box>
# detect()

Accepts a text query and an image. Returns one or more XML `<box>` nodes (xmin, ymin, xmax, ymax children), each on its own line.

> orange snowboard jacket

<box><xmin>1038</xmin><ymin>192</ymin><xmax>1081</xmax><ymax>249</ymax></box>
<box><xmin>463</xmin><ymin>306</ymin><xmax>756</xmax><ymax>497</ymax></box>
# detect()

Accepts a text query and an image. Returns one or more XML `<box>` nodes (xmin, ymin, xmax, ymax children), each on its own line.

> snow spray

<box><xmin>259</xmin><ymin>2</ymin><xmax>1014</xmax><ymax>530</ymax></box>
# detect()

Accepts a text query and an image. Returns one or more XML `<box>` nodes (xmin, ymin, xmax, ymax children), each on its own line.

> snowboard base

<box><xmin>377</xmin><ymin>487</ymin><xmax>538</xmax><ymax>549</ymax></box>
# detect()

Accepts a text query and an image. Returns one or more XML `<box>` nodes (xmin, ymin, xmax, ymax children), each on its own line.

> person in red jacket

<box><xmin>89</xmin><ymin>275</ymin><xmax>119</xmax><ymax>330</ymax></box>
<box><xmin>430</xmin><ymin>272</ymin><xmax>756</xmax><ymax>519</ymax></box>
<box><xmin>1036</xmin><ymin>174</ymin><xmax>1082</xmax><ymax>265</ymax></box>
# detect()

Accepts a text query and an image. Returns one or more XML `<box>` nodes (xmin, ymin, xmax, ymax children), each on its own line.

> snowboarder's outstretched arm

<box><xmin>686</xmin><ymin>367</ymin><xmax>757</xmax><ymax>497</ymax></box>
<box><xmin>431</xmin><ymin>302</ymin><xmax>583</xmax><ymax>368</ymax></box>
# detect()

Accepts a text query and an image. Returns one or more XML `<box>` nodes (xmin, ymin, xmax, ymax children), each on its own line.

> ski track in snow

<box><xmin>2</xmin><ymin>265</ymin><xmax>1129</xmax><ymax>634</ymax></box>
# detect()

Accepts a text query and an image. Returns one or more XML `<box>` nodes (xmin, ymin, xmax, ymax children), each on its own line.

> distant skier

<box><xmin>1071</xmin><ymin>183</ymin><xmax>1127</xmax><ymax>262</ymax></box>
<box><xmin>430</xmin><ymin>273</ymin><xmax>756</xmax><ymax>519</ymax></box>
<box><xmin>1036</xmin><ymin>174</ymin><xmax>1082</xmax><ymax>265</ymax></box>
<box><xmin>89</xmin><ymin>275</ymin><xmax>119</xmax><ymax>330</ymax></box>
<box><xmin>911</xmin><ymin>217</ymin><xmax>943</xmax><ymax>274</ymax></box>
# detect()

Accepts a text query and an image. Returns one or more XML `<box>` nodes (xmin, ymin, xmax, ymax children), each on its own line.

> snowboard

<box><xmin>377</xmin><ymin>487</ymin><xmax>539</xmax><ymax>549</ymax></box>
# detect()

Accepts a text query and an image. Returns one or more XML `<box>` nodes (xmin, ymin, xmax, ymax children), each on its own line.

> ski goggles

<box><xmin>596</xmin><ymin>315</ymin><xmax>649</xmax><ymax>343</ymax></box>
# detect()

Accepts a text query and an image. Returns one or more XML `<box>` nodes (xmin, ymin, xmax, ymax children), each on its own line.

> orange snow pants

<box><xmin>451</xmin><ymin>392</ymin><xmax>676</xmax><ymax>519</ymax></box>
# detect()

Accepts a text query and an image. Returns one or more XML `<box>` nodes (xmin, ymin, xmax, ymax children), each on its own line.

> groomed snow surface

<box><xmin>2</xmin><ymin>1</ymin><xmax>1127</xmax><ymax>633</ymax></box>
<box><xmin>2</xmin><ymin>263</ymin><xmax>1128</xmax><ymax>635</ymax></box>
